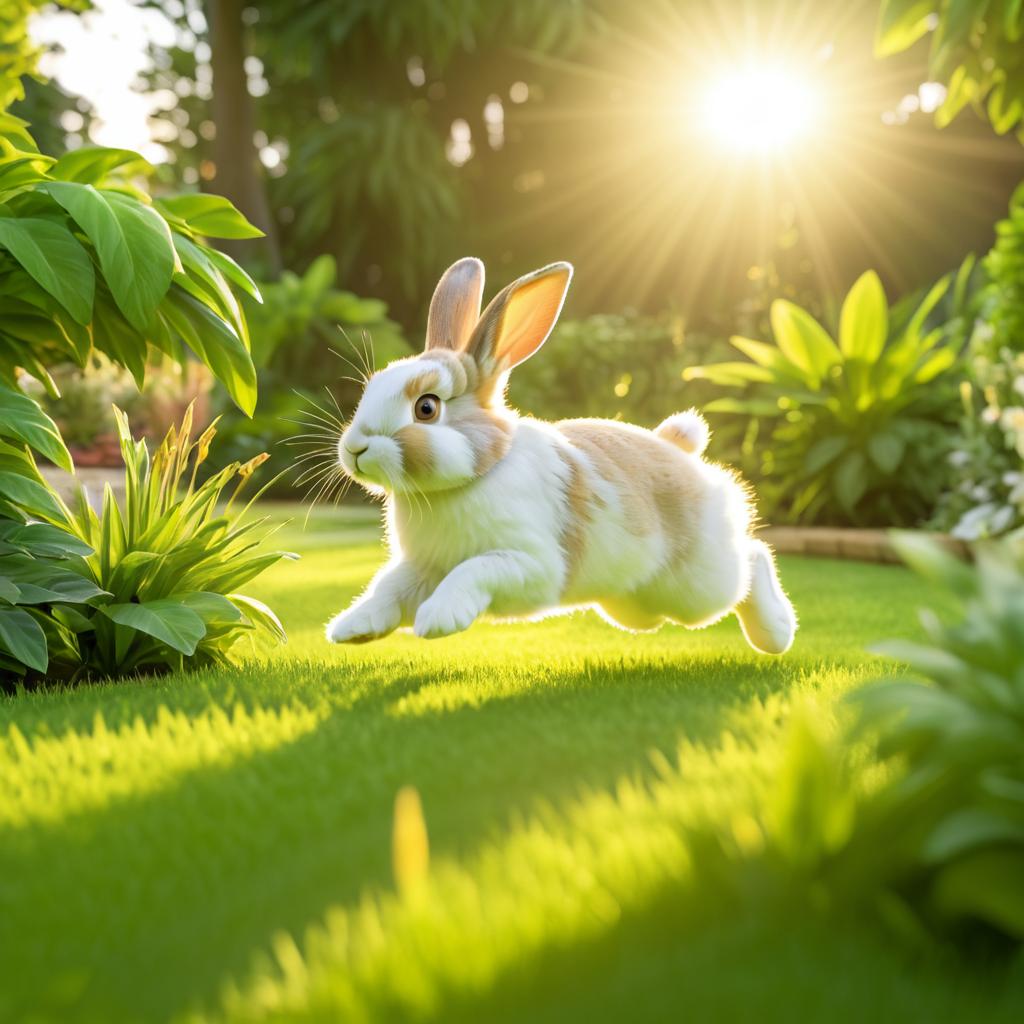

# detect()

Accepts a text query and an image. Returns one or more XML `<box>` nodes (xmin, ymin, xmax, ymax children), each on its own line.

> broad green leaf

<box><xmin>161</xmin><ymin>289</ymin><xmax>257</xmax><ymax>415</ymax></box>
<box><xmin>156</xmin><ymin>194</ymin><xmax>265</xmax><ymax>239</ymax></box>
<box><xmin>0</xmin><ymin>577</ymin><xmax>20</xmax><ymax>603</ymax></box>
<box><xmin>867</xmin><ymin>431</ymin><xmax>906</xmax><ymax>474</ymax></box>
<box><xmin>833</xmin><ymin>451</ymin><xmax>868</xmax><ymax>512</ymax></box>
<box><xmin>230</xmin><ymin>593</ymin><xmax>287</xmax><ymax>643</ymax></box>
<box><xmin>839</xmin><ymin>270</ymin><xmax>888</xmax><ymax>361</ymax></box>
<box><xmin>49</xmin><ymin>147</ymin><xmax>153</xmax><ymax>185</ymax></box>
<box><xmin>44</xmin><ymin>182</ymin><xmax>176</xmax><ymax>331</ymax></box>
<box><xmin>805</xmin><ymin>435</ymin><xmax>847</xmax><ymax>474</ymax></box>
<box><xmin>181</xmin><ymin>591</ymin><xmax>243</xmax><ymax>627</ymax></box>
<box><xmin>0</xmin><ymin>383</ymin><xmax>72</xmax><ymax>470</ymax></box>
<box><xmin>875</xmin><ymin>0</ymin><xmax>935</xmax><ymax>57</ymax></box>
<box><xmin>101</xmin><ymin>599</ymin><xmax>206</xmax><ymax>655</ymax></box>
<box><xmin>0</xmin><ymin>217</ymin><xmax>94</xmax><ymax>324</ymax></box>
<box><xmin>769</xmin><ymin>300</ymin><xmax>841</xmax><ymax>385</ymax></box>
<box><xmin>729</xmin><ymin>336</ymin><xmax>805</xmax><ymax>379</ymax></box>
<box><xmin>0</xmin><ymin>554</ymin><xmax>108</xmax><ymax>605</ymax></box>
<box><xmin>933</xmin><ymin>847</ymin><xmax>1024</xmax><ymax>939</ymax></box>
<box><xmin>0</xmin><ymin>606</ymin><xmax>47</xmax><ymax>672</ymax></box>
<box><xmin>204</xmin><ymin>245</ymin><xmax>262</xmax><ymax>302</ymax></box>
<box><xmin>682</xmin><ymin>362</ymin><xmax>776</xmax><ymax>385</ymax></box>
<box><xmin>0</xmin><ymin>471</ymin><xmax>64</xmax><ymax>519</ymax></box>
<box><xmin>924</xmin><ymin>809</ymin><xmax>1024</xmax><ymax>864</ymax></box>
<box><xmin>0</xmin><ymin>521</ymin><xmax>92</xmax><ymax>558</ymax></box>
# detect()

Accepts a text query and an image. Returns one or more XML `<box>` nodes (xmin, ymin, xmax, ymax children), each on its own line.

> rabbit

<box><xmin>325</xmin><ymin>257</ymin><xmax>797</xmax><ymax>654</ymax></box>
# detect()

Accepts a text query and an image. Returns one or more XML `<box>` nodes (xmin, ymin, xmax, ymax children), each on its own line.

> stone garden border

<box><xmin>759</xmin><ymin>526</ymin><xmax>970</xmax><ymax>564</ymax></box>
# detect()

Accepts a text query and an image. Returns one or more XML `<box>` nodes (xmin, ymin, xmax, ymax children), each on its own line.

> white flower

<box><xmin>970</xmin><ymin>485</ymin><xmax>992</xmax><ymax>502</ymax></box>
<box><xmin>948</xmin><ymin>449</ymin><xmax>971</xmax><ymax>468</ymax></box>
<box><xmin>1014</xmin><ymin>376</ymin><xmax>1024</xmax><ymax>397</ymax></box>
<box><xmin>990</xmin><ymin>504</ymin><xmax>1016</xmax><ymax>535</ymax></box>
<box><xmin>1001</xmin><ymin>406</ymin><xmax>1024</xmax><ymax>432</ymax></box>
<box><xmin>972</xmin><ymin>320</ymin><xmax>995</xmax><ymax>345</ymax></box>
<box><xmin>951</xmin><ymin>503</ymin><xmax>997</xmax><ymax>540</ymax></box>
<box><xmin>982</xmin><ymin>405</ymin><xmax>1001</xmax><ymax>424</ymax></box>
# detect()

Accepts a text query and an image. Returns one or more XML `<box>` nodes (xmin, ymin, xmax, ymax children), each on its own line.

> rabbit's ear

<box><xmin>426</xmin><ymin>257</ymin><xmax>485</xmax><ymax>351</ymax></box>
<box><xmin>467</xmin><ymin>262</ymin><xmax>572</xmax><ymax>373</ymax></box>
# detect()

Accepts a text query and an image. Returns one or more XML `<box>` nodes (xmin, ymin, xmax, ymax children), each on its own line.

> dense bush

<box><xmin>510</xmin><ymin>311</ymin><xmax>732</xmax><ymax>428</ymax></box>
<box><xmin>939</xmin><ymin>183</ymin><xmax>1024</xmax><ymax>539</ymax></box>
<box><xmin>687</xmin><ymin>269</ymin><xmax>971</xmax><ymax>526</ymax></box>
<box><xmin>0</xmin><ymin>113</ymin><xmax>289</xmax><ymax>682</ymax></box>
<box><xmin>0</xmin><ymin>407</ymin><xmax>292</xmax><ymax>687</ymax></box>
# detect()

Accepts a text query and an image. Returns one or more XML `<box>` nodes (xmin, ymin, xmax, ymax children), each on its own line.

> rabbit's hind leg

<box><xmin>734</xmin><ymin>539</ymin><xmax>797</xmax><ymax>654</ymax></box>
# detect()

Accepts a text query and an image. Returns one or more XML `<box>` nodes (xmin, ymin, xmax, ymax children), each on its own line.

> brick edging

<box><xmin>758</xmin><ymin>526</ymin><xmax>970</xmax><ymax>564</ymax></box>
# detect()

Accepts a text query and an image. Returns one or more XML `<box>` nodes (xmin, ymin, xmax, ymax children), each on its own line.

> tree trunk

<box><xmin>206</xmin><ymin>0</ymin><xmax>281</xmax><ymax>276</ymax></box>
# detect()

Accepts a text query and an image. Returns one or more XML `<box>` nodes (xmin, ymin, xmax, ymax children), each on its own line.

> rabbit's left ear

<box><xmin>426</xmin><ymin>257</ymin><xmax>485</xmax><ymax>351</ymax></box>
<box><xmin>466</xmin><ymin>262</ymin><xmax>572</xmax><ymax>373</ymax></box>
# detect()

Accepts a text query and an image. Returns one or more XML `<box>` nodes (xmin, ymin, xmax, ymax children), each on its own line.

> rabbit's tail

<box><xmin>655</xmin><ymin>410</ymin><xmax>709</xmax><ymax>456</ymax></box>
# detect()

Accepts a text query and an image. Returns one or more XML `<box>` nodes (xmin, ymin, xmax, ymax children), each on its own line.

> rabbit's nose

<box><xmin>345</xmin><ymin>443</ymin><xmax>369</xmax><ymax>457</ymax></box>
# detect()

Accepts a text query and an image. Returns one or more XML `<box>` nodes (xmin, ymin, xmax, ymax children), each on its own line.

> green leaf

<box><xmin>49</xmin><ymin>147</ymin><xmax>153</xmax><ymax>185</ymax></box>
<box><xmin>0</xmin><ymin>471</ymin><xmax>64</xmax><ymax>519</ymax></box>
<box><xmin>0</xmin><ymin>554</ymin><xmax>108</xmax><ymax>605</ymax></box>
<box><xmin>100</xmin><ymin>599</ymin><xmax>207</xmax><ymax>655</ymax></box>
<box><xmin>0</xmin><ymin>216</ymin><xmax>94</xmax><ymax>324</ymax></box>
<box><xmin>933</xmin><ymin>847</ymin><xmax>1024</xmax><ymax>939</ymax></box>
<box><xmin>202</xmin><ymin>244</ymin><xmax>262</xmax><ymax>302</ymax></box>
<box><xmin>833</xmin><ymin>451</ymin><xmax>868</xmax><ymax>512</ymax></box>
<box><xmin>0</xmin><ymin>521</ymin><xmax>92</xmax><ymax>558</ymax></box>
<box><xmin>805</xmin><ymin>435</ymin><xmax>847</xmax><ymax>475</ymax></box>
<box><xmin>682</xmin><ymin>362</ymin><xmax>776</xmax><ymax>385</ymax></box>
<box><xmin>874</xmin><ymin>0</ymin><xmax>936</xmax><ymax>57</ymax></box>
<box><xmin>0</xmin><ymin>606</ymin><xmax>47</xmax><ymax>672</ymax></box>
<box><xmin>156</xmin><ymin>194</ymin><xmax>265</xmax><ymax>239</ymax></box>
<box><xmin>0</xmin><ymin>577</ymin><xmax>20</xmax><ymax>603</ymax></box>
<box><xmin>0</xmin><ymin>383</ymin><xmax>72</xmax><ymax>471</ymax></box>
<box><xmin>181</xmin><ymin>591</ymin><xmax>243</xmax><ymax>628</ymax></box>
<box><xmin>230</xmin><ymin>593</ymin><xmax>287</xmax><ymax>643</ymax></box>
<box><xmin>839</xmin><ymin>270</ymin><xmax>888</xmax><ymax>361</ymax></box>
<box><xmin>43</xmin><ymin>182</ymin><xmax>176</xmax><ymax>331</ymax></box>
<box><xmin>867</xmin><ymin>431</ymin><xmax>906</xmax><ymax>474</ymax></box>
<box><xmin>161</xmin><ymin>289</ymin><xmax>257</xmax><ymax>416</ymax></box>
<box><xmin>769</xmin><ymin>300</ymin><xmax>841</xmax><ymax>385</ymax></box>
<box><xmin>924</xmin><ymin>809</ymin><xmax>1024</xmax><ymax>864</ymax></box>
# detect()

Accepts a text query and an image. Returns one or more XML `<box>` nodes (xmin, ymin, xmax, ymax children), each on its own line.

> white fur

<box><xmin>326</xmin><ymin>261</ymin><xmax>797</xmax><ymax>655</ymax></box>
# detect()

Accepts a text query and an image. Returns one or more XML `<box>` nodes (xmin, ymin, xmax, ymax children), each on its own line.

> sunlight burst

<box><xmin>701</xmin><ymin>64</ymin><xmax>822</xmax><ymax>153</ymax></box>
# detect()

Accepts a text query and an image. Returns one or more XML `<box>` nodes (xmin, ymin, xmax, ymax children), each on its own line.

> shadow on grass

<box><xmin>3</xmin><ymin>653</ymin><xmax>800</xmax><ymax>1024</ymax></box>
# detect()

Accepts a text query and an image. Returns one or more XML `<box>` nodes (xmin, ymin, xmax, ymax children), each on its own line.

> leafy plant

<box><xmin>876</xmin><ymin>0</ymin><xmax>1024</xmax><ymax>138</ymax></box>
<box><xmin>850</xmin><ymin>531</ymin><xmax>1024</xmax><ymax>941</ymax></box>
<box><xmin>686</xmin><ymin>269</ymin><xmax>970</xmax><ymax>525</ymax></box>
<box><xmin>510</xmin><ymin>311</ymin><xmax>732</xmax><ymax>429</ymax></box>
<box><xmin>0</xmin><ymin>405</ymin><xmax>293</xmax><ymax>686</ymax></box>
<box><xmin>0</xmin><ymin>109</ymin><xmax>283</xmax><ymax>681</ymax></box>
<box><xmin>939</xmin><ymin>182</ymin><xmax>1024</xmax><ymax>539</ymax></box>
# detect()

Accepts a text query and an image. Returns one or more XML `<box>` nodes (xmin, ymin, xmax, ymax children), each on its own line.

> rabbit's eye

<box><xmin>414</xmin><ymin>394</ymin><xmax>441</xmax><ymax>423</ymax></box>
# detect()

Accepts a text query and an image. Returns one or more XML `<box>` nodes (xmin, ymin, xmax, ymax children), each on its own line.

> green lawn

<box><xmin>3</xmin><ymin>505</ymin><xmax>1023</xmax><ymax>1023</ymax></box>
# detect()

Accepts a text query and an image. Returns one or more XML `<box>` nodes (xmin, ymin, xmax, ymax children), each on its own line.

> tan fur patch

<box><xmin>554</xmin><ymin>447</ymin><xmax>592</xmax><ymax>589</ymax></box>
<box><xmin>403</xmin><ymin>370</ymin><xmax>442</xmax><ymax>401</ymax></box>
<box><xmin>449</xmin><ymin>407</ymin><xmax>513</xmax><ymax>476</ymax></box>
<box><xmin>424</xmin><ymin>350</ymin><xmax>468</xmax><ymax>395</ymax></box>
<box><xmin>557</xmin><ymin>419</ymin><xmax>702</xmax><ymax>563</ymax></box>
<box><xmin>395</xmin><ymin>425</ymin><xmax>434</xmax><ymax>476</ymax></box>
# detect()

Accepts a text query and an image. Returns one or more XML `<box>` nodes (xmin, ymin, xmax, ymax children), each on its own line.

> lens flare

<box><xmin>701</xmin><ymin>65</ymin><xmax>821</xmax><ymax>153</ymax></box>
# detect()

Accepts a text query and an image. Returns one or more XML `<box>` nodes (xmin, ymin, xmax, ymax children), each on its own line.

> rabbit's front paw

<box><xmin>326</xmin><ymin>602</ymin><xmax>400</xmax><ymax>644</ymax></box>
<box><xmin>413</xmin><ymin>590</ymin><xmax>482</xmax><ymax>639</ymax></box>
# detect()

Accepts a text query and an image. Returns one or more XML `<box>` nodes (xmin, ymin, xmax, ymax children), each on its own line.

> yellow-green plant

<box><xmin>0</xmin><ymin>406</ymin><xmax>294</xmax><ymax>685</ymax></box>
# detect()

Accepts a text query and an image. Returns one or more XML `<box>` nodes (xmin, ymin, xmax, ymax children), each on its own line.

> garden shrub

<box><xmin>687</xmin><ymin>269</ymin><xmax>970</xmax><ymax>526</ymax></box>
<box><xmin>0</xmin><ymin>406</ymin><xmax>293</xmax><ymax>687</ymax></box>
<box><xmin>0</xmin><ymin>112</ymin><xmax>289</xmax><ymax>682</ymax></box>
<box><xmin>939</xmin><ymin>183</ymin><xmax>1024</xmax><ymax>539</ymax></box>
<box><xmin>509</xmin><ymin>311</ymin><xmax>733</xmax><ymax>429</ymax></box>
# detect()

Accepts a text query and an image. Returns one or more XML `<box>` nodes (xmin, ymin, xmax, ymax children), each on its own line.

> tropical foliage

<box><xmin>0</xmin><ymin>406</ymin><xmax>292</xmax><ymax>687</ymax></box>
<box><xmin>876</xmin><ymin>0</ymin><xmax>1024</xmax><ymax>138</ymax></box>
<box><xmin>940</xmin><ymin>183</ymin><xmax>1024</xmax><ymax>539</ymax></box>
<box><xmin>686</xmin><ymin>269</ymin><xmax>971</xmax><ymax>525</ymax></box>
<box><xmin>0</xmin><ymin>110</ymin><xmax>289</xmax><ymax>682</ymax></box>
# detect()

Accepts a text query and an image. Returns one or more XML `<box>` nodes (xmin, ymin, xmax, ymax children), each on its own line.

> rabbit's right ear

<box><xmin>425</xmin><ymin>257</ymin><xmax>485</xmax><ymax>351</ymax></box>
